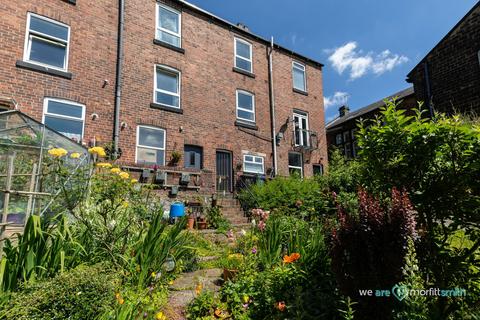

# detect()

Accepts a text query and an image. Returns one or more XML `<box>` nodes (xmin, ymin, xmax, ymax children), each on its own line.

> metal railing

<box><xmin>293</xmin><ymin>128</ymin><xmax>319</xmax><ymax>150</ymax></box>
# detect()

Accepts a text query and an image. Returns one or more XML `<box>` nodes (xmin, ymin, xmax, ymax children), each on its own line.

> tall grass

<box><xmin>0</xmin><ymin>214</ymin><xmax>83</xmax><ymax>292</ymax></box>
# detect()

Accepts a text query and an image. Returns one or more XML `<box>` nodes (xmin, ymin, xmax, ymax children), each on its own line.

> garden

<box><xmin>0</xmin><ymin>101</ymin><xmax>479</xmax><ymax>319</ymax></box>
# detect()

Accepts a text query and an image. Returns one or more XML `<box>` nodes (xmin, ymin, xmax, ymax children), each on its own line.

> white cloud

<box><xmin>327</xmin><ymin>42</ymin><xmax>408</xmax><ymax>80</ymax></box>
<box><xmin>324</xmin><ymin>91</ymin><xmax>349</xmax><ymax>109</ymax></box>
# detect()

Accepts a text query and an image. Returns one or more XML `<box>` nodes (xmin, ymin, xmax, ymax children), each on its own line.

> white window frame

<box><xmin>292</xmin><ymin>61</ymin><xmax>307</xmax><ymax>92</ymax></box>
<box><xmin>155</xmin><ymin>3</ymin><xmax>182</xmax><ymax>47</ymax></box>
<box><xmin>23</xmin><ymin>13</ymin><xmax>70</xmax><ymax>71</ymax></box>
<box><xmin>154</xmin><ymin>64</ymin><xmax>181</xmax><ymax>109</ymax></box>
<box><xmin>243</xmin><ymin>154</ymin><xmax>265</xmax><ymax>174</ymax></box>
<box><xmin>236</xmin><ymin>90</ymin><xmax>255</xmax><ymax>123</ymax></box>
<box><xmin>293</xmin><ymin>112</ymin><xmax>309</xmax><ymax>147</ymax></box>
<box><xmin>42</xmin><ymin>98</ymin><xmax>85</xmax><ymax>141</ymax></box>
<box><xmin>288</xmin><ymin>152</ymin><xmax>303</xmax><ymax>177</ymax></box>
<box><xmin>135</xmin><ymin>125</ymin><xmax>166</xmax><ymax>166</ymax></box>
<box><xmin>234</xmin><ymin>37</ymin><xmax>253</xmax><ymax>73</ymax></box>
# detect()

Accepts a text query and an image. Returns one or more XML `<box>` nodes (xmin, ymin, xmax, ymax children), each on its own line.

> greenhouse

<box><xmin>0</xmin><ymin>110</ymin><xmax>89</xmax><ymax>240</ymax></box>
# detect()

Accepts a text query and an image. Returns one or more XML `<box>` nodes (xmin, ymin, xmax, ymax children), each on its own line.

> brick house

<box><xmin>406</xmin><ymin>2</ymin><xmax>480</xmax><ymax>115</ymax></box>
<box><xmin>0</xmin><ymin>0</ymin><xmax>327</xmax><ymax>195</ymax></box>
<box><xmin>326</xmin><ymin>87</ymin><xmax>416</xmax><ymax>158</ymax></box>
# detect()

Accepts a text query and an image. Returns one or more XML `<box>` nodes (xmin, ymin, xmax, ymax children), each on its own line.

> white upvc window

<box><xmin>43</xmin><ymin>98</ymin><xmax>85</xmax><ymax>143</ymax></box>
<box><xmin>156</xmin><ymin>3</ymin><xmax>181</xmax><ymax>47</ymax></box>
<box><xmin>154</xmin><ymin>65</ymin><xmax>181</xmax><ymax>108</ymax></box>
<box><xmin>136</xmin><ymin>125</ymin><xmax>166</xmax><ymax>166</ymax></box>
<box><xmin>234</xmin><ymin>38</ymin><xmax>253</xmax><ymax>73</ymax></box>
<box><xmin>243</xmin><ymin>154</ymin><xmax>264</xmax><ymax>174</ymax></box>
<box><xmin>24</xmin><ymin>13</ymin><xmax>70</xmax><ymax>71</ymax></box>
<box><xmin>236</xmin><ymin>90</ymin><xmax>255</xmax><ymax>122</ymax></box>
<box><xmin>292</xmin><ymin>61</ymin><xmax>307</xmax><ymax>92</ymax></box>
<box><xmin>288</xmin><ymin>152</ymin><xmax>303</xmax><ymax>177</ymax></box>
<box><xmin>293</xmin><ymin>112</ymin><xmax>310</xmax><ymax>147</ymax></box>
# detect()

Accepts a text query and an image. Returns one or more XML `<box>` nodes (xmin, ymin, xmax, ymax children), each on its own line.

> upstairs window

<box><xmin>136</xmin><ymin>126</ymin><xmax>166</xmax><ymax>166</ymax></box>
<box><xmin>335</xmin><ymin>133</ymin><xmax>342</xmax><ymax>145</ymax></box>
<box><xmin>234</xmin><ymin>38</ymin><xmax>253</xmax><ymax>73</ymax></box>
<box><xmin>292</xmin><ymin>62</ymin><xmax>306</xmax><ymax>92</ymax></box>
<box><xmin>154</xmin><ymin>65</ymin><xmax>180</xmax><ymax>109</ymax></box>
<box><xmin>43</xmin><ymin>98</ymin><xmax>85</xmax><ymax>143</ymax></box>
<box><xmin>156</xmin><ymin>4</ymin><xmax>181</xmax><ymax>47</ymax></box>
<box><xmin>293</xmin><ymin>112</ymin><xmax>309</xmax><ymax>147</ymax></box>
<box><xmin>184</xmin><ymin>145</ymin><xmax>203</xmax><ymax>170</ymax></box>
<box><xmin>24</xmin><ymin>13</ymin><xmax>70</xmax><ymax>70</ymax></box>
<box><xmin>243</xmin><ymin>154</ymin><xmax>264</xmax><ymax>174</ymax></box>
<box><xmin>288</xmin><ymin>152</ymin><xmax>303</xmax><ymax>177</ymax></box>
<box><xmin>236</xmin><ymin>90</ymin><xmax>255</xmax><ymax>122</ymax></box>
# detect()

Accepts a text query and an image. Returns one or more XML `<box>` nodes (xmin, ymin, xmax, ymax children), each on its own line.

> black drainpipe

<box><xmin>423</xmin><ymin>61</ymin><xmax>434</xmax><ymax>118</ymax></box>
<box><xmin>113</xmin><ymin>0</ymin><xmax>125</xmax><ymax>158</ymax></box>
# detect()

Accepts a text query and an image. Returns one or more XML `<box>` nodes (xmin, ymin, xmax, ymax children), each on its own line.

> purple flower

<box><xmin>251</xmin><ymin>247</ymin><xmax>257</xmax><ymax>254</ymax></box>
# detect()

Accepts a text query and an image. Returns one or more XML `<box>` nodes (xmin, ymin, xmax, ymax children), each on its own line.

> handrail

<box><xmin>236</xmin><ymin>175</ymin><xmax>260</xmax><ymax>217</ymax></box>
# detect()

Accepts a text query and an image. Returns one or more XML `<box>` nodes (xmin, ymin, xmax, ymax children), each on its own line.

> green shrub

<box><xmin>357</xmin><ymin>102</ymin><xmax>480</xmax><ymax>318</ymax></box>
<box><xmin>186</xmin><ymin>290</ymin><xmax>215</xmax><ymax>319</ymax></box>
<box><xmin>238</xmin><ymin>176</ymin><xmax>329</xmax><ymax>219</ymax></box>
<box><xmin>206</xmin><ymin>206</ymin><xmax>231</xmax><ymax>232</ymax></box>
<box><xmin>1</xmin><ymin>264</ymin><xmax>119</xmax><ymax>319</ymax></box>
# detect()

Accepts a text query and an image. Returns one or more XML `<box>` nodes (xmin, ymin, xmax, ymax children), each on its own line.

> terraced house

<box><xmin>0</xmin><ymin>0</ymin><xmax>327</xmax><ymax>194</ymax></box>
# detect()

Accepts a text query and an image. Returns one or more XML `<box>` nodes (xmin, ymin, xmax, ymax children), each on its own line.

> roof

<box><xmin>174</xmin><ymin>0</ymin><xmax>324</xmax><ymax>68</ymax></box>
<box><xmin>326</xmin><ymin>87</ymin><xmax>415</xmax><ymax>130</ymax></box>
<box><xmin>406</xmin><ymin>1</ymin><xmax>480</xmax><ymax>79</ymax></box>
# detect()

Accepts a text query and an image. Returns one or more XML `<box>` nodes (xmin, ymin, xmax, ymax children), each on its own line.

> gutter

<box><xmin>268</xmin><ymin>37</ymin><xmax>278</xmax><ymax>177</ymax></box>
<box><xmin>113</xmin><ymin>0</ymin><xmax>125</xmax><ymax>157</ymax></box>
<box><xmin>423</xmin><ymin>61</ymin><xmax>434</xmax><ymax>118</ymax></box>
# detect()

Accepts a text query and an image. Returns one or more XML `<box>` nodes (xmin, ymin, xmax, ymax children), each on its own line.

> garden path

<box><xmin>164</xmin><ymin>267</ymin><xmax>223</xmax><ymax>319</ymax></box>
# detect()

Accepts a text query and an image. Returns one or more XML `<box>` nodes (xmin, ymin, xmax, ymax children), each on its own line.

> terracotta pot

<box><xmin>223</xmin><ymin>268</ymin><xmax>238</xmax><ymax>282</ymax></box>
<box><xmin>197</xmin><ymin>221</ymin><xmax>207</xmax><ymax>230</ymax></box>
<box><xmin>187</xmin><ymin>217</ymin><xmax>195</xmax><ymax>229</ymax></box>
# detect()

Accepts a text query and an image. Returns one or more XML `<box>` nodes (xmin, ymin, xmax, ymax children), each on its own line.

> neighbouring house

<box><xmin>326</xmin><ymin>87</ymin><xmax>416</xmax><ymax>158</ymax></box>
<box><xmin>0</xmin><ymin>0</ymin><xmax>327</xmax><ymax>196</ymax></box>
<box><xmin>407</xmin><ymin>2</ymin><xmax>480</xmax><ymax>115</ymax></box>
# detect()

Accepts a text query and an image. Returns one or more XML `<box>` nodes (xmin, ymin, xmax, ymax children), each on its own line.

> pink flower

<box><xmin>258</xmin><ymin>220</ymin><xmax>266</xmax><ymax>231</ymax></box>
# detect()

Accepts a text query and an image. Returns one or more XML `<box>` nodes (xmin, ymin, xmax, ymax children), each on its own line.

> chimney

<box><xmin>236</xmin><ymin>23</ymin><xmax>249</xmax><ymax>32</ymax></box>
<box><xmin>339</xmin><ymin>105</ymin><xmax>350</xmax><ymax>117</ymax></box>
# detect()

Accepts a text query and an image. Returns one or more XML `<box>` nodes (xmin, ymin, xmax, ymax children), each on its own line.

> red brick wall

<box><xmin>118</xmin><ymin>0</ymin><xmax>327</xmax><ymax>187</ymax></box>
<box><xmin>0</xmin><ymin>0</ymin><xmax>118</xmax><ymax>146</ymax></box>
<box><xmin>272</xmin><ymin>51</ymin><xmax>327</xmax><ymax>177</ymax></box>
<box><xmin>407</xmin><ymin>4</ymin><xmax>480</xmax><ymax>114</ymax></box>
<box><xmin>0</xmin><ymin>0</ymin><xmax>327</xmax><ymax>193</ymax></box>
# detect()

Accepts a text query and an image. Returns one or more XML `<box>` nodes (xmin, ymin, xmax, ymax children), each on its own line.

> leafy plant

<box><xmin>356</xmin><ymin>102</ymin><xmax>480</xmax><ymax>318</ymax></box>
<box><xmin>186</xmin><ymin>290</ymin><xmax>215</xmax><ymax>319</ymax></box>
<box><xmin>206</xmin><ymin>206</ymin><xmax>231</xmax><ymax>231</ymax></box>
<box><xmin>0</xmin><ymin>214</ymin><xmax>83</xmax><ymax>292</ymax></box>
<box><xmin>331</xmin><ymin>188</ymin><xmax>417</xmax><ymax>319</ymax></box>
<box><xmin>0</xmin><ymin>264</ymin><xmax>119</xmax><ymax>319</ymax></box>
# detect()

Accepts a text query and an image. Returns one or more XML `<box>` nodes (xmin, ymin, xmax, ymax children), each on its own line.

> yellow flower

<box><xmin>168</xmin><ymin>280</ymin><xmax>174</xmax><ymax>285</ymax></box>
<box><xmin>110</xmin><ymin>168</ymin><xmax>121</xmax><ymax>174</ymax></box>
<box><xmin>48</xmin><ymin>148</ymin><xmax>68</xmax><ymax>158</ymax></box>
<box><xmin>70</xmin><ymin>152</ymin><xmax>80</xmax><ymax>159</ymax></box>
<box><xmin>131</xmin><ymin>179</ymin><xmax>138</xmax><ymax>184</ymax></box>
<box><xmin>88</xmin><ymin>146</ymin><xmax>106</xmax><ymax>158</ymax></box>
<box><xmin>195</xmin><ymin>282</ymin><xmax>203</xmax><ymax>295</ymax></box>
<box><xmin>118</xmin><ymin>298</ymin><xmax>124</xmax><ymax>305</ymax></box>
<box><xmin>96</xmin><ymin>162</ymin><xmax>112</xmax><ymax>168</ymax></box>
<box><xmin>122</xmin><ymin>201</ymin><xmax>129</xmax><ymax>208</ymax></box>
<box><xmin>119</xmin><ymin>172</ymin><xmax>130</xmax><ymax>179</ymax></box>
<box><xmin>151</xmin><ymin>272</ymin><xmax>156</xmax><ymax>277</ymax></box>
<box><xmin>242</xmin><ymin>295</ymin><xmax>250</xmax><ymax>304</ymax></box>
<box><xmin>115</xmin><ymin>292</ymin><xmax>120</xmax><ymax>299</ymax></box>
<box><xmin>155</xmin><ymin>312</ymin><xmax>167</xmax><ymax>320</ymax></box>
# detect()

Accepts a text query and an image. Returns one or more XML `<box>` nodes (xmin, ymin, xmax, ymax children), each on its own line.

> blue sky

<box><xmin>187</xmin><ymin>0</ymin><xmax>478</xmax><ymax>122</ymax></box>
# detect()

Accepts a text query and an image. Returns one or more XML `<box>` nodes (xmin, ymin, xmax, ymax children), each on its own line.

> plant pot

<box><xmin>222</xmin><ymin>268</ymin><xmax>238</xmax><ymax>282</ymax></box>
<box><xmin>187</xmin><ymin>217</ymin><xmax>195</xmax><ymax>230</ymax></box>
<box><xmin>197</xmin><ymin>221</ymin><xmax>207</xmax><ymax>230</ymax></box>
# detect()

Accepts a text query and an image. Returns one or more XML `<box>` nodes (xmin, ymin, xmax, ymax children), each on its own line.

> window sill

<box><xmin>16</xmin><ymin>61</ymin><xmax>72</xmax><ymax>80</ymax></box>
<box><xmin>153</xmin><ymin>39</ymin><xmax>185</xmax><ymax>54</ymax></box>
<box><xmin>235</xmin><ymin>120</ymin><xmax>258</xmax><ymax>130</ymax></box>
<box><xmin>233</xmin><ymin>67</ymin><xmax>255</xmax><ymax>78</ymax></box>
<box><xmin>150</xmin><ymin>102</ymin><xmax>183</xmax><ymax>114</ymax></box>
<box><xmin>63</xmin><ymin>0</ymin><xmax>76</xmax><ymax>4</ymax></box>
<box><xmin>293</xmin><ymin>88</ymin><xmax>308</xmax><ymax>96</ymax></box>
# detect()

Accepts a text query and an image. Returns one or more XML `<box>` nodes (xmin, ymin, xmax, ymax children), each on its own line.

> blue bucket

<box><xmin>170</xmin><ymin>202</ymin><xmax>185</xmax><ymax>218</ymax></box>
